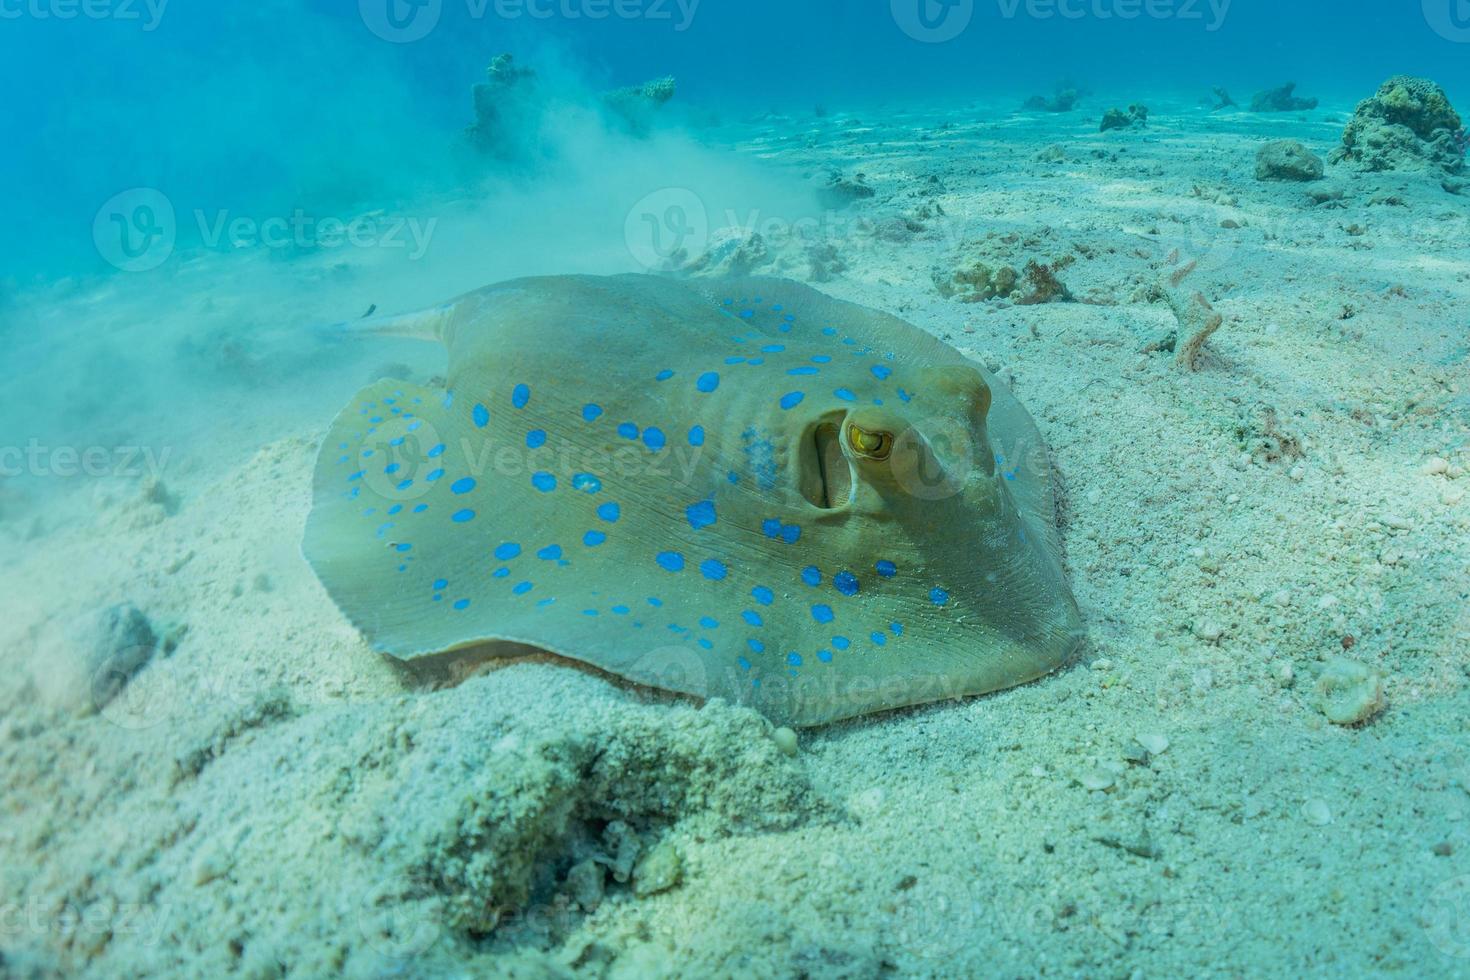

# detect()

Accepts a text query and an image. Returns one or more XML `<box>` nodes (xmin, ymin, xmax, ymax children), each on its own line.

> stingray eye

<box><xmin>847</xmin><ymin>423</ymin><xmax>893</xmax><ymax>461</ymax></box>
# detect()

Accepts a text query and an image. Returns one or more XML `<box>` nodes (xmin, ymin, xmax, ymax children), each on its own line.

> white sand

<box><xmin>2</xmin><ymin>94</ymin><xmax>1468</xmax><ymax>978</ymax></box>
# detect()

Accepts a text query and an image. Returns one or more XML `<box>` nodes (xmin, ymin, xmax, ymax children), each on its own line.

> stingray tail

<box><xmin>315</xmin><ymin>302</ymin><xmax>456</xmax><ymax>345</ymax></box>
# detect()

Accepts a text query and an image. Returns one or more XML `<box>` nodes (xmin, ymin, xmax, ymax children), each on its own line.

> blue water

<box><xmin>3</xmin><ymin>0</ymin><xmax>1467</xmax><ymax>282</ymax></box>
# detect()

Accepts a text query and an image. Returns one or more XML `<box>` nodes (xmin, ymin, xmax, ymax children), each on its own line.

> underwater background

<box><xmin>5</xmin><ymin>0</ymin><xmax>1470</xmax><ymax>280</ymax></box>
<box><xmin>3</xmin><ymin>1</ymin><xmax>1470</xmax><ymax>977</ymax></box>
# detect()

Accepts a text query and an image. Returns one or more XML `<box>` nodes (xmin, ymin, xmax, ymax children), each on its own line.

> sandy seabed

<box><xmin>2</xmin><ymin>94</ymin><xmax>1469</xmax><ymax>978</ymax></box>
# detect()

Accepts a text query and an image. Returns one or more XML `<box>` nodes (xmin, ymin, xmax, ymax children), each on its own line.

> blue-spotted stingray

<box><xmin>305</xmin><ymin>275</ymin><xmax>1082</xmax><ymax>726</ymax></box>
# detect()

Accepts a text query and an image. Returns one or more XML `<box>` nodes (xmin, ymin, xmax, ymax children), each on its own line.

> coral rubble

<box><xmin>603</xmin><ymin>76</ymin><xmax>677</xmax><ymax>137</ymax></box>
<box><xmin>1330</xmin><ymin>76</ymin><xmax>1465</xmax><ymax>175</ymax></box>
<box><xmin>463</xmin><ymin>54</ymin><xmax>540</xmax><ymax>160</ymax></box>
<box><xmin>1100</xmin><ymin>105</ymin><xmax>1149</xmax><ymax>132</ymax></box>
<box><xmin>1249</xmin><ymin>82</ymin><xmax>1318</xmax><ymax>113</ymax></box>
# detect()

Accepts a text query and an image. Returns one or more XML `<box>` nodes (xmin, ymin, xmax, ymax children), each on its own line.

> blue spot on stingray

<box><xmin>787</xmin><ymin>366</ymin><xmax>819</xmax><ymax>376</ymax></box>
<box><xmin>687</xmin><ymin>500</ymin><xmax>717</xmax><ymax>530</ymax></box>
<box><xmin>427</xmin><ymin>443</ymin><xmax>446</xmax><ymax>458</ymax></box>
<box><xmin>491</xmin><ymin>568</ymin><xmax>510</xmax><ymax>579</ymax></box>
<box><xmin>385</xmin><ymin>463</ymin><xmax>401</xmax><ymax>475</ymax></box>
<box><xmin>453</xmin><ymin>599</ymin><xmax>470</xmax><ymax>610</ymax></box>
<box><xmin>698</xmin><ymin>638</ymin><xmax>713</xmax><ymax>650</ymax></box>
<box><xmin>761</xmin><ymin>344</ymin><xmax>785</xmax><ymax>353</ymax></box>
<box><xmin>780</xmin><ymin>524</ymin><xmax>802</xmax><ymax>544</ymax></box>
<box><xmin>526</xmin><ymin>430</ymin><xmax>547</xmax><ymax>449</ymax></box>
<box><xmin>700</xmin><ymin>559</ymin><xmax>728</xmax><ymax>581</ymax></box>
<box><xmin>811</xmin><ymin>604</ymin><xmax>834</xmax><ymax>624</ymax></box>
<box><xmin>451</xmin><ymin>477</ymin><xmax>476</xmax><ymax>495</ymax></box>
<box><xmin>617</xmin><ymin>422</ymin><xmax>639</xmax><ymax>440</ymax></box>
<box><xmin>787</xmin><ymin>652</ymin><xmax>804</xmax><ymax>667</ymax></box>
<box><xmin>612</xmin><ymin>605</ymin><xmax>630</xmax><ymax>615</ymax></box>
<box><xmin>389</xmin><ymin>437</ymin><xmax>405</xmax><ymax>447</ymax></box>
<box><xmin>531</xmin><ymin>472</ymin><xmax>557</xmax><ymax>492</ymax></box>
<box><xmin>696</xmin><ymin>372</ymin><xmax>720</xmax><ymax>393</ymax></box>
<box><xmin>584</xmin><ymin>530</ymin><xmax>607</xmax><ymax>547</ymax></box>
<box><xmin>898</xmin><ymin>389</ymin><xmax>913</xmax><ymax>403</ymax></box>
<box><xmin>871</xmin><ymin>632</ymin><xmax>888</xmax><ymax>646</ymax></box>
<box><xmin>537</xmin><ymin>545</ymin><xmax>562</xmax><ymax>560</ymax></box>
<box><xmin>396</xmin><ymin>479</ymin><xmax>414</xmax><ymax>491</ymax></box>
<box><xmin>656</xmin><ymin>552</ymin><xmax>685</xmax><ymax>572</ymax></box>
<box><xmin>511</xmin><ymin>384</ymin><xmax>530</xmax><ymax>408</ymax></box>
<box><xmin>891</xmin><ymin>622</ymin><xmax>904</xmax><ymax>635</ymax></box>
<box><xmin>832</xmin><ymin>635</ymin><xmax>851</xmax><ymax>650</ymax></box>
<box><xmin>512</xmin><ymin>581</ymin><xmax>533</xmax><ymax>595</ymax></box>
<box><xmin>812</xmin><ymin>353</ymin><xmax>833</xmax><ymax>362</ymax></box>
<box><xmin>413</xmin><ymin>504</ymin><xmax>428</xmax><ymax>513</ymax></box>
<box><xmin>876</xmin><ymin>560</ymin><xmax>897</xmax><ymax>578</ymax></box>
<box><xmin>871</xmin><ymin>365</ymin><xmax>893</xmax><ymax>380</ymax></box>
<box><xmin>746</xmin><ymin>640</ymin><xmax>764</xmax><ymax>654</ymax></box>
<box><xmin>572</xmin><ymin>473</ymin><xmax>602</xmax><ymax>494</ymax></box>
<box><xmin>688</xmin><ymin>425</ymin><xmax>706</xmax><ymax>447</ymax></box>
<box><xmin>817</xmin><ymin>650</ymin><xmax>833</xmax><ymax>663</ymax></box>
<box><xmin>725</xmin><ymin>356</ymin><xmax>746</xmax><ymax>365</ymax></box>
<box><xmin>727</xmin><ymin>471</ymin><xmax>740</xmax><ymax>485</ymax></box>
<box><xmin>801</xmin><ymin>566</ymin><xmax>822</xmax><ymax>586</ymax></box>
<box><xmin>930</xmin><ymin>587</ymin><xmax>951</xmax><ymax>606</ymax></box>
<box><xmin>656</xmin><ymin>369</ymin><xmax>674</xmax><ymax>381</ymax></box>
<box><xmin>834</xmin><ymin>387</ymin><xmax>856</xmax><ymax>402</ymax></box>
<box><xmin>647</xmin><ymin>597</ymin><xmax>664</xmax><ymax>607</ymax></box>
<box><xmin>494</xmin><ymin>543</ymin><xmax>522</xmax><ymax>560</ymax></box>
<box><xmin>348</xmin><ymin>471</ymin><xmax>364</xmax><ymax>482</ymax></box>
<box><xmin>834</xmin><ymin>571</ymin><xmax>860</xmax><ymax>596</ymax></box>
<box><xmin>699</xmin><ymin>616</ymin><xmax>719</xmax><ymax>629</ymax></box>
<box><xmin>433</xmin><ymin>579</ymin><xmax>448</xmax><ymax>590</ymax></box>
<box><xmin>583</xmin><ymin>403</ymin><xmax>603</xmax><ymax>421</ymax></box>
<box><xmin>738</xmin><ymin>656</ymin><xmax>752</xmax><ymax>670</ymax></box>
<box><xmin>473</xmin><ymin>404</ymin><xmax>489</xmax><ymax>428</ymax></box>
<box><xmin>751</xmin><ymin>586</ymin><xmax>774</xmax><ymax>606</ymax></box>
<box><xmin>452</xmin><ymin>509</ymin><xmax>476</xmax><ymax>523</ymax></box>
<box><xmin>742</xmin><ymin>610</ymin><xmax>764</xmax><ymax>627</ymax></box>
<box><xmin>597</xmin><ymin>502</ymin><xmax>621</xmax><ymax>523</ymax></box>
<box><xmin>643</xmin><ymin>427</ymin><xmax>667</xmax><ymax>451</ymax></box>
<box><xmin>779</xmin><ymin>391</ymin><xmax>805</xmax><ymax>410</ymax></box>
<box><xmin>426</xmin><ymin>469</ymin><xmax>444</xmax><ymax>482</ymax></box>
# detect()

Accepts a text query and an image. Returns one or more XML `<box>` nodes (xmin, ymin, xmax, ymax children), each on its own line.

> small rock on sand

<box><xmin>1256</xmin><ymin>140</ymin><xmax>1324</xmax><ymax>182</ymax></box>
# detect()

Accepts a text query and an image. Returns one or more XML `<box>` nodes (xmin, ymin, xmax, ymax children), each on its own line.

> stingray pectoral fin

<box><xmin>304</xmin><ymin>378</ymin><xmax>517</xmax><ymax>658</ymax></box>
<box><xmin>305</xmin><ymin>375</ymin><xmax>727</xmax><ymax>707</ymax></box>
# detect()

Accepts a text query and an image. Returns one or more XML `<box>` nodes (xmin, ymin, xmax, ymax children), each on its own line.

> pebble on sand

<box><xmin>1316</xmin><ymin>658</ymin><xmax>1385</xmax><ymax>726</ymax></box>
<box><xmin>633</xmin><ymin>839</ymin><xmax>684</xmax><ymax>898</ymax></box>
<box><xmin>1302</xmin><ymin>799</ymin><xmax>1333</xmax><ymax>826</ymax></box>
